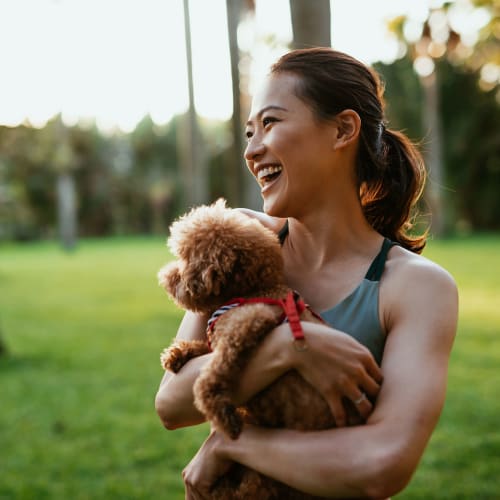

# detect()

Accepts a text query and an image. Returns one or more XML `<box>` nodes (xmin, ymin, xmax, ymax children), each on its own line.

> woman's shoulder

<box><xmin>382</xmin><ymin>244</ymin><xmax>458</xmax><ymax>322</ymax></box>
<box><xmin>235</xmin><ymin>208</ymin><xmax>287</xmax><ymax>234</ymax></box>
<box><xmin>386</xmin><ymin>244</ymin><xmax>456</xmax><ymax>290</ymax></box>
<box><xmin>376</xmin><ymin>244</ymin><xmax>458</xmax><ymax>352</ymax></box>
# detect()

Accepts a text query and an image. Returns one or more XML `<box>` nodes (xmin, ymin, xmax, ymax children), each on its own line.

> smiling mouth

<box><xmin>257</xmin><ymin>165</ymin><xmax>282</xmax><ymax>187</ymax></box>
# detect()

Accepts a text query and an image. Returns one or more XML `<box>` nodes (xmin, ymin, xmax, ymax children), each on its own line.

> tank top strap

<box><xmin>278</xmin><ymin>220</ymin><xmax>289</xmax><ymax>246</ymax></box>
<box><xmin>364</xmin><ymin>238</ymin><xmax>396</xmax><ymax>282</ymax></box>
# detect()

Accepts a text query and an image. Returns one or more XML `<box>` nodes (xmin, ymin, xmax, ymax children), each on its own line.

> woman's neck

<box><xmin>283</xmin><ymin>202</ymin><xmax>382</xmax><ymax>272</ymax></box>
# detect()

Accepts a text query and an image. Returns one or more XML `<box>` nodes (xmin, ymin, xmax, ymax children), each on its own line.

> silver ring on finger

<box><xmin>354</xmin><ymin>393</ymin><xmax>367</xmax><ymax>405</ymax></box>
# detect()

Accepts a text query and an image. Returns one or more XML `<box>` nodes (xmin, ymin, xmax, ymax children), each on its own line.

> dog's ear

<box><xmin>157</xmin><ymin>262</ymin><xmax>182</xmax><ymax>297</ymax></box>
<box><xmin>200</xmin><ymin>264</ymin><xmax>221</xmax><ymax>297</ymax></box>
<box><xmin>183</xmin><ymin>264</ymin><xmax>220</xmax><ymax>300</ymax></box>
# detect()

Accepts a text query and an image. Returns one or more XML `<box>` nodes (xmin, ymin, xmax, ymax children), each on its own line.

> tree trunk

<box><xmin>181</xmin><ymin>0</ymin><xmax>208</xmax><ymax>208</ymax></box>
<box><xmin>289</xmin><ymin>0</ymin><xmax>331</xmax><ymax>49</ymax></box>
<box><xmin>54</xmin><ymin>116</ymin><xmax>77</xmax><ymax>251</ymax></box>
<box><xmin>225</xmin><ymin>0</ymin><xmax>246</xmax><ymax>207</ymax></box>
<box><xmin>57</xmin><ymin>171</ymin><xmax>77</xmax><ymax>251</ymax></box>
<box><xmin>421</xmin><ymin>72</ymin><xmax>446</xmax><ymax>236</ymax></box>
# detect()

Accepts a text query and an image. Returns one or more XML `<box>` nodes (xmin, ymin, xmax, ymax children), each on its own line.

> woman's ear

<box><xmin>332</xmin><ymin>109</ymin><xmax>361</xmax><ymax>149</ymax></box>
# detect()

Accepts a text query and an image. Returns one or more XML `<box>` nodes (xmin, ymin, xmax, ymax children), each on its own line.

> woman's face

<box><xmin>244</xmin><ymin>72</ymin><xmax>338</xmax><ymax>218</ymax></box>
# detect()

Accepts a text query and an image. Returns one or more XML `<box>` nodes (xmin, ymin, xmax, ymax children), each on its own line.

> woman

<box><xmin>155</xmin><ymin>48</ymin><xmax>458</xmax><ymax>498</ymax></box>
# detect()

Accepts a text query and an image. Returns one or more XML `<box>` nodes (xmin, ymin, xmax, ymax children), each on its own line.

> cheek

<box><xmin>290</xmin><ymin>134</ymin><xmax>332</xmax><ymax>171</ymax></box>
<box><xmin>274</xmin><ymin>126</ymin><xmax>317</xmax><ymax>158</ymax></box>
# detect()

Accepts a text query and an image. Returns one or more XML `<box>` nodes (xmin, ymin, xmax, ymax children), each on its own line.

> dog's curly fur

<box><xmin>158</xmin><ymin>199</ymin><xmax>335</xmax><ymax>499</ymax></box>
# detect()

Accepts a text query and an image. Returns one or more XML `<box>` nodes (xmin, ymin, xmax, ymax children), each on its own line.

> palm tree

<box><xmin>225</xmin><ymin>0</ymin><xmax>263</xmax><ymax>208</ymax></box>
<box><xmin>225</xmin><ymin>0</ymin><xmax>247</xmax><ymax>207</ymax></box>
<box><xmin>180</xmin><ymin>0</ymin><xmax>208</xmax><ymax>207</ymax></box>
<box><xmin>53</xmin><ymin>116</ymin><xmax>78</xmax><ymax>250</ymax></box>
<box><xmin>223</xmin><ymin>0</ymin><xmax>332</xmax><ymax>208</ymax></box>
<box><xmin>289</xmin><ymin>0</ymin><xmax>331</xmax><ymax>49</ymax></box>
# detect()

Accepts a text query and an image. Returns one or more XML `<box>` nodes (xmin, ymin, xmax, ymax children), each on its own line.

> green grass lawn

<box><xmin>0</xmin><ymin>234</ymin><xmax>499</xmax><ymax>499</ymax></box>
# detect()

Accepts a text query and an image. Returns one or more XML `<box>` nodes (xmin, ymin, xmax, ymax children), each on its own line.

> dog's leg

<box><xmin>160</xmin><ymin>340</ymin><xmax>210</xmax><ymax>373</ymax></box>
<box><xmin>193</xmin><ymin>303</ymin><xmax>281</xmax><ymax>439</ymax></box>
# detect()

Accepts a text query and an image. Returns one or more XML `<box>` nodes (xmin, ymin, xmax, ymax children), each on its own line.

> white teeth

<box><xmin>257</xmin><ymin>165</ymin><xmax>282</xmax><ymax>180</ymax></box>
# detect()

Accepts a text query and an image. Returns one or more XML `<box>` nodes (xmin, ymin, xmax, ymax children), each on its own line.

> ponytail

<box><xmin>359</xmin><ymin>127</ymin><xmax>427</xmax><ymax>254</ymax></box>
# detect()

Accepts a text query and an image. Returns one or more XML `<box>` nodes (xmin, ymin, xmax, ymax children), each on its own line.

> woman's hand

<box><xmin>183</xmin><ymin>429</ymin><xmax>233</xmax><ymax>500</ymax></box>
<box><xmin>234</xmin><ymin>321</ymin><xmax>383</xmax><ymax>428</ymax></box>
<box><xmin>291</xmin><ymin>322</ymin><xmax>383</xmax><ymax>426</ymax></box>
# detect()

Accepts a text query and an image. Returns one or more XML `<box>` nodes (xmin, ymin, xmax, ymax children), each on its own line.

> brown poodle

<box><xmin>158</xmin><ymin>199</ymin><xmax>337</xmax><ymax>499</ymax></box>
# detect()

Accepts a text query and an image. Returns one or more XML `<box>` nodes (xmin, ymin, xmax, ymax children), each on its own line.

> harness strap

<box><xmin>206</xmin><ymin>290</ymin><xmax>322</xmax><ymax>350</ymax></box>
<box><xmin>284</xmin><ymin>290</ymin><xmax>305</xmax><ymax>340</ymax></box>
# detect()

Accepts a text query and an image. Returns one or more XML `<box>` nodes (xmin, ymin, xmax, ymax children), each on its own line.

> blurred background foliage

<box><xmin>0</xmin><ymin>1</ymin><xmax>499</xmax><ymax>498</ymax></box>
<box><xmin>0</xmin><ymin>0</ymin><xmax>498</xmax><ymax>248</ymax></box>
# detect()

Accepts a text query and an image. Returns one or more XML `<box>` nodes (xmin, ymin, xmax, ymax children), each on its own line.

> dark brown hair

<box><xmin>271</xmin><ymin>48</ymin><xmax>427</xmax><ymax>253</ymax></box>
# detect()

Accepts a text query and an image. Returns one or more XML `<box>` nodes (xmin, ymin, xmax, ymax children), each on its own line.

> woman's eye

<box><xmin>245</xmin><ymin>130</ymin><xmax>253</xmax><ymax>140</ymax></box>
<box><xmin>262</xmin><ymin>116</ymin><xmax>277</xmax><ymax>127</ymax></box>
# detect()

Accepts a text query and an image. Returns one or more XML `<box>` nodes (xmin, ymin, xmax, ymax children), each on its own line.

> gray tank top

<box><xmin>279</xmin><ymin>223</ymin><xmax>394</xmax><ymax>364</ymax></box>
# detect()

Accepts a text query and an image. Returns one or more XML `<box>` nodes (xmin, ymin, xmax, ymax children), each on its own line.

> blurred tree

<box><xmin>0</xmin><ymin>117</ymin><xmax>82</xmax><ymax>245</ymax></box>
<box><xmin>438</xmin><ymin>58</ymin><xmax>500</xmax><ymax>230</ymax></box>
<box><xmin>0</xmin><ymin>125</ymin><xmax>52</xmax><ymax>240</ymax></box>
<box><xmin>388</xmin><ymin>0</ymin><xmax>499</xmax><ymax>235</ymax></box>
<box><xmin>0</xmin><ymin>114</ymin><xmax>194</xmax><ymax>241</ymax></box>
<box><xmin>53</xmin><ymin>116</ymin><xmax>78</xmax><ymax>250</ymax></box>
<box><xmin>71</xmin><ymin>124</ymin><xmax>113</xmax><ymax>236</ymax></box>
<box><xmin>129</xmin><ymin>115</ymin><xmax>179</xmax><ymax>234</ymax></box>
<box><xmin>224</xmin><ymin>0</ymin><xmax>265</xmax><ymax>209</ymax></box>
<box><xmin>374</xmin><ymin>57</ymin><xmax>424</xmax><ymax>140</ymax></box>
<box><xmin>289</xmin><ymin>0</ymin><xmax>331</xmax><ymax>49</ymax></box>
<box><xmin>180</xmin><ymin>0</ymin><xmax>208</xmax><ymax>208</ymax></box>
<box><xmin>451</xmin><ymin>0</ymin><xmax>500</xmax><ymax>80</ymax></box>
<box><xmin>225</xmin><ymin>0</ymin><xmax>252</xmax><ymax>207</ymax></box>
<box><xmin>420</xmin><ymin>42</ymin><xmax>446</xmax><ymax>237</ymax></box>
<box><xmin>377</xmin><ymin>58</ymin><xmax>500</xmax><ymax>232</ymax></box>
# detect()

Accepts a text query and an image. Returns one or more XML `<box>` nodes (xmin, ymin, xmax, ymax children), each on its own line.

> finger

<box><xmin>351</xmin><ymin>391</ymin><xmax>373</xmax><ymax>419</ymax></box>
<box><xmin>365</xmin><ymin>357</ymin><xmax>384</xmax><ymax>384</ymax></box>
<box><xmin>328</xmin><ymin>396</ymin><xmax>347</xmax><ymax>427</ymax></box>
<box><xmin>361</xmin><ymin>373</ymin><xmax>381</xmax><ymax>399</ymax></box>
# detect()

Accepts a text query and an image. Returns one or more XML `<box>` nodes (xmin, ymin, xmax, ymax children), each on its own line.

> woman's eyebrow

<box><xmin>246</xmin><ymin>105</ymin><xmax>288</xmax><ymax>126</ymax></box>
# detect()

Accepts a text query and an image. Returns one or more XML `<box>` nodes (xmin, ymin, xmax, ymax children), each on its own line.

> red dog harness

<box><xmin>206</xmin><ymin>290</ymin><xmax>324</xmax><ymax>350</ymax></box>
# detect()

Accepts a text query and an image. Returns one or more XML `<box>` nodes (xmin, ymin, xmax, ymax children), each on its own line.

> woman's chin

<box><xmin>262</xmin><ymin>196</ymin><xmax>285</xmax><ymax>218</ymax></box>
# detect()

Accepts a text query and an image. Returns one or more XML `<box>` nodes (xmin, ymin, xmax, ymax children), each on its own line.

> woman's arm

<box><xmin>156</xmin><ymin>310</ymin><xmax>383</xmax><ymax>430</ymax></box>
<box><xmin>156</xmin><ymin>316</ymin><xmax>380</xmax><ymax>429</ymax></box>
<box><xmin>155</xmin><ymin>311</ymin><xmax>211</xmax><ymax>429</ymax></box>
<box><xmin>183</xmin><ymin>260</ymin><xmax>458</xmax><ymax>498</ymax></box>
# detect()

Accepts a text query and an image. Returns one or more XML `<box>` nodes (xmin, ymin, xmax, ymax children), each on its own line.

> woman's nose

<box><xmin>244</xmin><ymin>135</ymin><xmax>265</xmax><ymax>162</ymax></box>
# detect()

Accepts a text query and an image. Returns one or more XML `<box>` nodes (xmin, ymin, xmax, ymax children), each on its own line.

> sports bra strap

<box><xmin>278</xmin><ymin>220</ymin><xmax>289</xmax><ymax>245</ymax></box>
<box><xmin>364</xmin><ymin>238</ymin><xmax>396</xmax><ymax>282</ymax></box>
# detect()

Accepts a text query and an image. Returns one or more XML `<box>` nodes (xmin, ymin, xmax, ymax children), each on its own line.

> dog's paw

<box><xmin>160</xmin><ymin>345</ymin><xmax>186</xmax><ymax>373</ymax></box>
<box><xmin>160</xmin><ymin>339</ymin><xmax>210</xmax><ymax>373</ymax></box>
